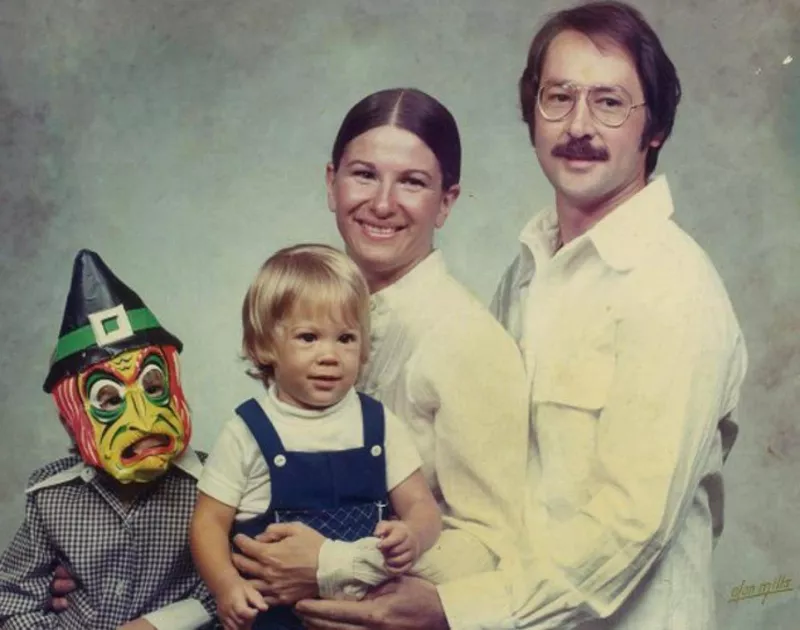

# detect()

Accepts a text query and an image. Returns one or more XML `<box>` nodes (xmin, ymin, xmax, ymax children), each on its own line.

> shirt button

<box><xmin>274</xmin><ymin>454</ymin><xmax>287</xmax><ymax>467</ymax></box>
<box><xmin>114</xmin><ymin>580</ymin><xmax>127</xmax><ymax>596</ymax></box>
<box><xmin>370</xmin><ymin>445</ymin><xmax>382</xmax><ymax>457</ymax></box>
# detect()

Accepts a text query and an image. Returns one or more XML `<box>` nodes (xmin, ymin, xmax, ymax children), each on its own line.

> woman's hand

<box><xmin>232</xmin><ymin>521</ymin><xmax>327</xmax><ymax>606</ymax></box>
<box><xmin>295</xmin><ymin>576</ymin><xmax>448</xmax><ymax>630</ymax></box>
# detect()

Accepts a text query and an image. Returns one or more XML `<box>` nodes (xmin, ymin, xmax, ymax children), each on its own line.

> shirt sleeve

<box><xmin>442</xmin><ymin>269</ymin><xmax>748</xmax><ymax>629</ymax></box>
<box><xmin>413</xmin><ymin>307</ymin><xmax>530</xmax><ymax>577</ymax></box>
<box><xmin>382</xmin><ymin>408</ymin><xmax>423</xmax><ymax>491</ymax></box>
<box><xmin>197</xmin><ymin>416</ymin><xmax>263</xmax><ymax>509</ymax></box>
<box><xmin>0</xmin><ymin>490</ymin><xmax>66</xmax><ymax>629</ymax></box>
<box><xmin>142</xmin><ymin>597</ymin><xmax>212</xmax><ymax>630</ymax></box>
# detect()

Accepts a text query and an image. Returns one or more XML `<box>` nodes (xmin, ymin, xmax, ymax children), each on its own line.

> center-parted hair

<box><xmin>518</xmin><ymin>0</ymin><xmax>681</xmax><ymax>177</ymax></box>
<box><xmin>330</xmin><ymin>87</ymin><xmax>462</xmax><ymax>190</ymax></box>
<box><xmin>242</xmin><ymin>244</ymin><xmax>371</xmax><ymax>387</ymax></box>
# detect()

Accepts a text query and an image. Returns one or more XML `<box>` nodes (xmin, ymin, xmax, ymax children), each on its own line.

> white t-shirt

<box><xmin>198</xmin><ymin>385</ymin><xmax>422</xmax><ymax>522</ymax></box>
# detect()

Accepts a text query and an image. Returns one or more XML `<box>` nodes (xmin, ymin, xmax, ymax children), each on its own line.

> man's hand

<box><xmin>116</xmin><ymin>618</ymin><xmax>157</xmax><ymax>630</ymax></box>
<box><xmin>374</xmin><ymin>521</ymin><xmax>418</xmax><ymax>575</ymax></box>
<box><xmin>48</xmin><ymin>564</ymin><xmax>78</xmax><ymax>612</ymax></box>
<box><xmin>232</xmin><ymin>521</ymin><xmax>326</xmax><ymax>606</ymax></box>
<box><xmin>295</xmin><ymin>576</ymin><xmax>449</xmax><ymax>630</ymax></box>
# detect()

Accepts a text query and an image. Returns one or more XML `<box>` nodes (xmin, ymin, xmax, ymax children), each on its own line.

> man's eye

<box><xmin>546</xmin><ymin>91</ymin><xmax>572</xmax><ymax>103</ymax></box>
<box><xmin>597</xmin><ymin>97</ymin><xmax>624</xmax><ymax>109</ymax></box>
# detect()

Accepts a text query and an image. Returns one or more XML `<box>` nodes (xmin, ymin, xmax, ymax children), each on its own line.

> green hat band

<box><xmin>52</xmin><ymin>307</ymin><xmax>162</xmax><ymax>363</ymax></box>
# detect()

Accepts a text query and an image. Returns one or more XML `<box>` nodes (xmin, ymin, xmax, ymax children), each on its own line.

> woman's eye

<box><xmin>353</xmin><ymin>169</ymin><xmax>376</xmax><ymax>181</ymax></box>
<box><xmin>402</xmin><ymin>177</ymin><xmax>425</xmax><ymax>188</ymax></box>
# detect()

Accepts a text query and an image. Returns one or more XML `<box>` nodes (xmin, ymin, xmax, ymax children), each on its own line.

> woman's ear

<box><xmin>325</xmin><ymin>163</ymin><xmax>337</xmax><ymax>213</ymax></box>
<box><xmin>435</xmin><ymin>184</ymin><xmax>461</xmax><ymax>229</ymax></box>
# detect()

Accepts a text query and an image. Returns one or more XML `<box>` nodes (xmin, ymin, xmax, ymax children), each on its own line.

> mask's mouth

<box><xmin>121</xmin><ymin>434</ymin><xmax>174</xmax><ymax>465</ymax></box>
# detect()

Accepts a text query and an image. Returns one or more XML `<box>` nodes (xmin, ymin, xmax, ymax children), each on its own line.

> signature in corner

<box><xmin>729</xmin><ymin>575</ymin><xmax>794</xmax><ymax>605</ymax></box>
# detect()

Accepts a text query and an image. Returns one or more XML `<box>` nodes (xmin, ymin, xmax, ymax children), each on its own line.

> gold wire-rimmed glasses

<box><xmin>537</xmin><ymin>82</ymin><xmax>646</xmax><ymax>128</ymax></box>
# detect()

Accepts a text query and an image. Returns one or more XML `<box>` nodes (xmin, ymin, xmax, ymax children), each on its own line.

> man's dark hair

<box><xmin>519</xmin><ymin>1</ymin><xmax>681</xmax><ymax>176</ymax></box>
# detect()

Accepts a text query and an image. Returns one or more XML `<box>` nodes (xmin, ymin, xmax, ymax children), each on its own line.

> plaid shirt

<box><xmin>0</xmin><ymin>448</ymin><xmax>216</xmax><ymax>630</ymax></box>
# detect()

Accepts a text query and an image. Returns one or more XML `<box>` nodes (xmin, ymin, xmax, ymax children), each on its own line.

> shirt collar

<box><xmin>371</xmin><ymin>250</ymin><xmax>447</xmax><ymax>310</ymax></box>
<box><xmin>519</xmin><ymin>175</ymin><xmax>674</xmax><ymax>273</ymax></box>
<box><xmin>587</xmin><ymin>175</ymin><xmax>674</xmax><ymax>271</ymax></box>
<box><xmin>26</xmin><ymin>446</ymin><xmax>204</xmax><ymax>494</ymax></box>
<box><xmin>172</xmin><ymin>446</ymin><xmax>204</xmax><ymax>480</ymax></box>
<box><xmin>265</xmin><ymin>383</ymin><xmax>357</xmax><ymax>420</ymax></box>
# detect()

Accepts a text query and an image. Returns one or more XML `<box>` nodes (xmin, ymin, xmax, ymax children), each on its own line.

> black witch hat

<box><xmin>43</xmin><ymin>249</ymin><xmax>183</xmax><ymax>392</ymax></box>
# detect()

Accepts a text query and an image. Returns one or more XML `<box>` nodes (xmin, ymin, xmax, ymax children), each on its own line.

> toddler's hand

<box><xmin>217</xmin><ymin>577</ymin><xmax>268</xmax><ymax>629</ymax></box>
<box><xmin>374</xmin><ymin>520</ymin><xmax>419</xmax><ymax>575</ymax></box>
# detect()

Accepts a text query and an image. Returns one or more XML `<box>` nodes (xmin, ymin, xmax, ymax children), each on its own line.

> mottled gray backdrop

<box><xmin>0</xmin><ymin>1</ymin><xmax>797</xmax><ymax>627</ymax></box>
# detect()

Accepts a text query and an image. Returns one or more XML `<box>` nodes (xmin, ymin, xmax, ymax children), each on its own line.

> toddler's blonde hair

<box><xmin>241</xmin><ymin>243</ymin><xmax>371</xmax><ymax>387</ymax></box>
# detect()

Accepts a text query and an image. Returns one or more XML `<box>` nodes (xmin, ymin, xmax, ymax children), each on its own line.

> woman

<box><xmin>49</xmin><ymin>89</ymin><xmax>530</xmax><ymax>628</ymax></box>
<box><xmin>231</xmin><ymin>88</ymin><xmax>530</xmax><ymax>625</ymax></box>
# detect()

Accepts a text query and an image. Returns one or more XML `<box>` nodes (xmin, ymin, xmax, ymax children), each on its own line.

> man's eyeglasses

<box><xmin>537</xmin><ymin>82</ymin><xmax>646</xmax><ymax>128</ymax></box>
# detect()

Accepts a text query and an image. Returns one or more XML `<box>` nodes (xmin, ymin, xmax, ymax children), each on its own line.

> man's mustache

<box><xmin>552</xmin><ymin>138</ymin><xmax>609</xmax><ymax>161</ymax></box>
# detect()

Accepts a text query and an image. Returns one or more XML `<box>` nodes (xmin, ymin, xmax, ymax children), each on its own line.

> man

<box><xmin>0</xmin><ymin>250</ymin><xmax>216</xmax><ymax>629</ymax></box>
<box><xmin>295</xmin><ymin>1</ymin><xmax>747</xmax><ymax>629</ymax></box>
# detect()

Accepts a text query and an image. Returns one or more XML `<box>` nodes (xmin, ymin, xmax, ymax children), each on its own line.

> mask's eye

<box><xmin>87</xmin><ymin>378</ymin><xmax>126</xmax><ymax>422</ymax></box>
<box><xmin>140</xmin><ymin>363</ymin><xmax>169</xmax><ymax>404</ymax></box>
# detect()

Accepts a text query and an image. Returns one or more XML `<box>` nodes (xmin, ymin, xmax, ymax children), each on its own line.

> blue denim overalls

<box><xmin>231</xmin><ymin>392</ymin><xmax>389</xmax><ymax>629</ymax></box>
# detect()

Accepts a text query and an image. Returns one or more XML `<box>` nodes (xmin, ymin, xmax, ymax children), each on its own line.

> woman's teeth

<box><xmin>360</xmin><ymin>221</ymin><xmax>398</xmax><ymax>237</ymax></box>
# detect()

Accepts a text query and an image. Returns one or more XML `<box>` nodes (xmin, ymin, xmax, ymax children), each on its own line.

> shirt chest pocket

<box><xmin>531</xmin><ymin>326</ymin><xmax>616</xmax><ymax>412</ymax></box>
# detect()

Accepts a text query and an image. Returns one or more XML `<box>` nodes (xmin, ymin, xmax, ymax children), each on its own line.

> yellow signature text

<box><xmin>729</xmin><ymin>575</ymin><xmax>794</xmax><ymax>604</ymax></box>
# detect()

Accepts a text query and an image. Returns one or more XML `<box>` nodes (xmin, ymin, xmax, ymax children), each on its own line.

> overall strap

<box><xmin>357</xmin><ymin>392</ymin><xmax>386</xmax><ymax>447</ymax></box>
<box><xmin>234</xmin><ymin>398</ymin><xmax>286</xmax><ymax>463</ymax></box>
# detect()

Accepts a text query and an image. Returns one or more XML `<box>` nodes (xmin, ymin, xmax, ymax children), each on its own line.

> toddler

<box><xmin>190</xmin><ymin>244</ymin><xmax>441</xmax><ymax>629</ymax></box>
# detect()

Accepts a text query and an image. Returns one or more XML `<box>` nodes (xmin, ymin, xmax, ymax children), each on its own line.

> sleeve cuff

<box><xmin>437</xmin><ymin>571</ymin><xmax>515</xmax><ymax>630</ymax></box>
<box><xmin>142</xmin><ymin>598</ymin><xmax>212</xmax><ymax>630</ymax></box>
<box><xmin>318</xmin><ymin>538</ymin><xmax>387</xmax><ymax>600</ymax></box>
